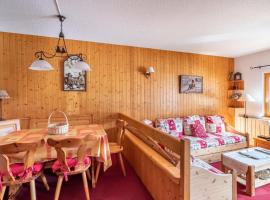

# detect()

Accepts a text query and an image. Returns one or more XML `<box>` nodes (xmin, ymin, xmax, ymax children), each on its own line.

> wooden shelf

<box><xmin>229</xmin><ymin>105</ymin><xmax>244</xmax><ymax>108</ymax></box>
<box><xmin>228</xmin><ymin>79</ymin><xmax>244</xmax><ymax>90</ymax></box>
<box><xmin>228</xmin><ymin>79</ymin><xmax>244</xmax><ymax>108</ymax></box>
<box><xmin>228</xmin><ymin>89</ymin><xmax>244</xmax><ymax>92</ymax></box>
<box><xmin>229</xmin><ymin>80</ymin><xmax>244</xmax><ymax>83</ymax></box>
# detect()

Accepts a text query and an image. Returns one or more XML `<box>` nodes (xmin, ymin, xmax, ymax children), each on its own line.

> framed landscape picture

<box><xmin>179</xmin><ymin>75</ymin><xmax>203</xmax><ymax>93</ymax></box>
<box><xmin>64</xmin><ymin>55</ymin><xmax>86</xmax><ymax>91</ymax></box>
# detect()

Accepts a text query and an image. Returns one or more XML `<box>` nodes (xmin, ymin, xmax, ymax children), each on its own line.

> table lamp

<box><xmin>0</xmin><ymin>90</ymin><xmax>10</xmax><ymax>120</ymax></box>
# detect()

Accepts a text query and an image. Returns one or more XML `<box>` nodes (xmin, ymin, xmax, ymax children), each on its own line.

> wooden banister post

<box><xmin>180</xmin><ymin>139</ymin><xmax>190</xmax><ymax>200</ymax></box>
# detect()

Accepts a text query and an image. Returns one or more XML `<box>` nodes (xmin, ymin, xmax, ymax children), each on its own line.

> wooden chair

<box><xmin>0</xmin><ymin>119</ymin><xmax>20</xmax><ymax>136</ymax></box>
<box><xmin>0</xmin><ymin>140</ymin><xmax>50</xmax><ymax>200</ymax></box>
<box><xmin>47</xmin><ymin>135</ymin><xmax>97</xmax><ymax>200</ymax></box>
<box><xmin>95</xmin><ymin>119</ymin><xmax>127</xmax><ymax>182</ymax></box>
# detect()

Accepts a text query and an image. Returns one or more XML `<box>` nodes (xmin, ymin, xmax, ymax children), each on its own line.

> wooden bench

<box><xmin>119</xmin><ymin>113</ymin><xmax>237</xmax><ymax>200</ymax></box>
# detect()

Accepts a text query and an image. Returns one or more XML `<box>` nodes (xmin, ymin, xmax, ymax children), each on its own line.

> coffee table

<box><xmin>222</xmin><ymin>147</ymin><xmax>270</xmax><ymax>196</ymax></box>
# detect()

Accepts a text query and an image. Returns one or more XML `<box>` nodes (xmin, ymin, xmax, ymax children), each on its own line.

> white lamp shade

<box><xmin>29</xmin><ymin>59</ymin><xmax>54</xmax><ymax>71</ymax></box>
<box><xmin>238</xmin><ymin>93</ymin><xmax>256</xmax><ymax>102</ymax></box>
<box><xmin>0</xmin><ymin>90</ymin><xmax>10</xmax><ymax>99</ymax></box>
<box><xmin>147</xmin><ymin>67</ymin><xmax>155</xmax><ymax>73</ymax></box>
<box><xmin>73</xmin><ymin>61</ymin><xmax>91</xmax><ymax>71</ymax></box>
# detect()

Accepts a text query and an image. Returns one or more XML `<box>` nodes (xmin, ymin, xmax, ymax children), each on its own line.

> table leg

<box><xmin>221</xmin><ymin>154</ymin><xmax>228</xmax><ymax>173</ymax></box>
<box><xmin>91</xmin><ymin>157</ymin><xmax>96</xmax><ymax>188</ymax></box>
<box><xmin>246</xmin><ymin>166</ymin><xmax>255</xmax><ymax>196</ymax></box>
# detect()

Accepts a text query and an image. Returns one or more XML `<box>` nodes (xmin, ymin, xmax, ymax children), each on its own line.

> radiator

<box><xmin>235</xmin><ymin>116</ymin><xmax>270</xmax><ymax>145</ymax></box>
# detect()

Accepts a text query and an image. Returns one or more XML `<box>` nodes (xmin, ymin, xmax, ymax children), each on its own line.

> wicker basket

<box><xmin>48</xmin><ymin>111</ymin><xmax>69</xmax><ymax>135</ymax></box>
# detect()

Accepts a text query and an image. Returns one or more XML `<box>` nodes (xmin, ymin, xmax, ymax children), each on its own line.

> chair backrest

<box><xmin>116</xmin><ymin>119</ymin><xmax>127</xmax><ymax>147</ymax></box>
<box><xmin>0</xmin><ymin>141</ymin><xmax>41</xmax><ymax>182</ymax></box>
<box><xmin>30</xmin><ymin>114</ymin><xmax>93</xmax><ymax>128</ymax></box>
<box><xmin>0</xmin><ymin>119</ymin><xmax>20</xmax><ymax>136</ymax></box>
<box><xmin>47</xmin><ymin>135</ymin><xmax>97</xmax><ymax>172</ymax></box>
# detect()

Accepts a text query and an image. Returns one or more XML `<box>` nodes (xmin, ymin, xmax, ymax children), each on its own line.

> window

<box><xmin>264</xmin><ymin>73</ymin><xmax>270</xmax><ymax>116</ymax></box>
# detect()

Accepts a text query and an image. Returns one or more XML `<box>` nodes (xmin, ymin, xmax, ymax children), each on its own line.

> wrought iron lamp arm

<box><xmin>34</xmin><ymin>51</ymin><xmax>57</xmax><ymax>59</ymax></box>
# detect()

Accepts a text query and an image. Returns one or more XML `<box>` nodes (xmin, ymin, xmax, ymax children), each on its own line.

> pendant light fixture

<box><xmin>29</xmin><ymin>14</ymin><xmax>91</xmax><ymax>71</ymax></box>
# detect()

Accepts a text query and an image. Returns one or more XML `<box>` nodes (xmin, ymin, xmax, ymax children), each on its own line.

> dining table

<box><xmin>0</xmin><ymin>124</ymin><xmax>112</xmax><ymax>174</ymax></box>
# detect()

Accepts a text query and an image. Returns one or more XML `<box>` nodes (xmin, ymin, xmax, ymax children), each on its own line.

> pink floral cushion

<box><xmin>191</xmin><ymin>120</ymin><xmax>208</xmax><ymax>138</ymax></box>
<box><xmin>143</xmin><ymin>119</ymin><xmax>154</xmax><ymax>127</ymax></box>
<box><xmin>183</xmin><ymin>115</ymin><xmax>205</xmax><ymax>136</ymax></box>
<box><xmin>205</xmin><ymin>115</ymin><xmax>225</xmax><ymax>133</ymax></box>
<box><xmin>168</xmin><ymin>130</ymin><xmax>183</xmax><ymax>139</ymax></box>
<box><xmin>52</xmin><ymin>157</ymin><xmax>91</xmax><ymax>181</ymax></box>
<box><xmin>155</xmin><ymin>118</ymin><xmax>183</xmax><ymax>138</ymax></box>
<box><xmin>184</xmin><ymin>132</ymin><xmax>246</xmax><ymax>150</ymax></box>
<box><xmin>0</xmin><ymin>163</ymin><xmax>43</xmax><ymax>189</ymax></box>
<box><xmin>10</xmin><ymin>163</ymin><xmax>43</xmax><ymax>178</ymax></box>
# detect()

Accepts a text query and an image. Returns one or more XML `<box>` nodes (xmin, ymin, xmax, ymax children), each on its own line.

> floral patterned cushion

<box><xmin>168</xmin><ymin>130</ymin><xmax>183</xmax><ymax>139</ymax></box>
<box><xmin>191</xmin><ymin>120</ymin><xmax>208</xmax><ymax>138</ymax></box>
<box><xmin>183</xmin><ymin>115</ymin><xmax>206</xmax><ymax>136</ymax></box>
<box><xmin>205</xmin><ymin>115</ymin><xmax>225</xmax><ymax>133</ymax></box>
<box><xmin>184</xmin><ymin>132</ymin><xmax>246</xmax><ymax>150</ymax></box>
<box><xmin>155</xmin><ymin>118</ymin><xmax>183</xmax><ymax>133</ymax></box>
<box><xmin>155</xmin><ymin>118</ymin><xmax>183</xmax><ymax>139</ymax></box>
<box><xmin>143</xmin><ymin>119</ymin><xmax>154</xmax><ymax>127</ymax></box>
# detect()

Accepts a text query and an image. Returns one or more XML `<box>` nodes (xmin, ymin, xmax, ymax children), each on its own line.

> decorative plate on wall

<box><xmin>63</xmin><ymin>55</ymin><xmax>86</xmax><ymax>91</ymax></box>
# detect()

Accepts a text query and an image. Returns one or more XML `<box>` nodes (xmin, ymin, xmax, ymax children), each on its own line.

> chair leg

<box><xmin>30</xmin><ymin>180</ymin><xmax>36</xmax><ymax>200</ymax></box>
<box><xmin>118</xmin><ymin>152</ymin><xmax>126</xmax><ymax>176</ymax></box>
<box><xmin>54</xmin><ymin>175</ymin><xmax>64</xmax><ymax>200</ymax></box>
<box><xmin>82</xmin><ymin>171</ymin><xmax>90</xmax><ymax>200</ymax></box>
<box><xmin>40</xmin><ymin>173</ymin><xmax>50</xmax><ymax>191</ymax></box>
<box><xmin>95</xmin><ymin>162</ymin><xmax>101</xmax><ymax>182</ymax></box>
<box><xmin>0</xmin><ymin>186</ymin><xmax>6</xmax><ymax>200</ymax></box>
<box><xmin>91</xmin><ymin>158</ymin><xmax>96</xmax><ymax>188</ymax></box>
<box><xmin>86</xmin><ymin>169</ymin><xmax>91</xmax><ymax>181</ymax></box>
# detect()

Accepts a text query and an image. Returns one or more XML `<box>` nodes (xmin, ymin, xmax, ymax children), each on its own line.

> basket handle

<box><xmin>48</xmin><ymin>111</ymin><xmax>69</xmax><ymax>126</ymax></box>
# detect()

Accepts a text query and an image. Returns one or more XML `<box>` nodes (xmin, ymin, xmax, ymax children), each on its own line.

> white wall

<box><xmin>235</xmin><ymin>49</ymin><xmax>270</xmax><ymax>117</ymax></box>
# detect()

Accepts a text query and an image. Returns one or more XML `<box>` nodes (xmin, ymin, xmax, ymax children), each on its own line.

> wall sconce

<box><xmin>145</xmin><ymin>67</ymin><xmax>155</xmax><ymax>79</ymax></box>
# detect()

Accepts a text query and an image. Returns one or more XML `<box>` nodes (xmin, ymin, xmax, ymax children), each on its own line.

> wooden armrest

<box><xmin>225</xmin><ymin>123</ymin><xmax>250</xmax><ymax>147</ymax></box>
<box><xmin>225</xmin><ymin>122</ymin><xmax>247</xmax><ymax>137</ymax></box>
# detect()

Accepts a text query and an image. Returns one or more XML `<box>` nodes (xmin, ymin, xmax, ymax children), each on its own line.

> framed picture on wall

<box><xmin>179</xmin><ymin>75</ymin><xmax>203</xmax><ymax>93</ymax></box>
<box><xmin>64</xmin><ymin>55</ymin><xmax>86</xmax><ymax>91</ymax></box>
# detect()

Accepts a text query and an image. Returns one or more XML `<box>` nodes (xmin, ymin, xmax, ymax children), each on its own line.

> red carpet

<box><xmin>211</xmin><ymin>162</ymin><xmax>270</xmax><ymax>200</ymax></box>
<box><xmin>15</xmin><ymin>156</ymin><xmax>153</xmax><ymax>200</ymax></box>
<box><xmin>11</xmin><ymin>158</ymin><xmax>270</xmax><ymax>199</ymax></box>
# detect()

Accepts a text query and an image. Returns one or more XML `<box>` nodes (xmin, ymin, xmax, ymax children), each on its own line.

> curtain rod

<box><xmin>250</xmin><ymin>65</ymin><xmax>270</xmax><ymax>70</ymax></box>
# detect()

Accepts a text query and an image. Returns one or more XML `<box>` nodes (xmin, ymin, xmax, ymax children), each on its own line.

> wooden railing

<box><xmin>118</xmin><ymin>113</ymin><xmax>190</xmax><ymax>200</ymax></box>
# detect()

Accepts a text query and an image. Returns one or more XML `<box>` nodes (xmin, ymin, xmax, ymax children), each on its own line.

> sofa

<box><xmin>149</xmin><ymin>115</ymin><xmax>249</xmax><ymax>163</ymax></box>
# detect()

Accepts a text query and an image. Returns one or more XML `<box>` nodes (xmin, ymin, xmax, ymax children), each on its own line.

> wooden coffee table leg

<box><xmin>221</xmin><ymin>154</ymin><xmax>228</xmax><ymax>173</ymax></box>
<box><xmin>246</xmin><ymin>166</ymin><xmax>255</xmax><ymax>196</ymax></box>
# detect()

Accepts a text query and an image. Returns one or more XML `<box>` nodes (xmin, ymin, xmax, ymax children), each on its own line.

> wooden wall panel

<box><xmin>0</xmin><ymin>32</ymin><xmax>234</xmax><ymax>128</ymax></box>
